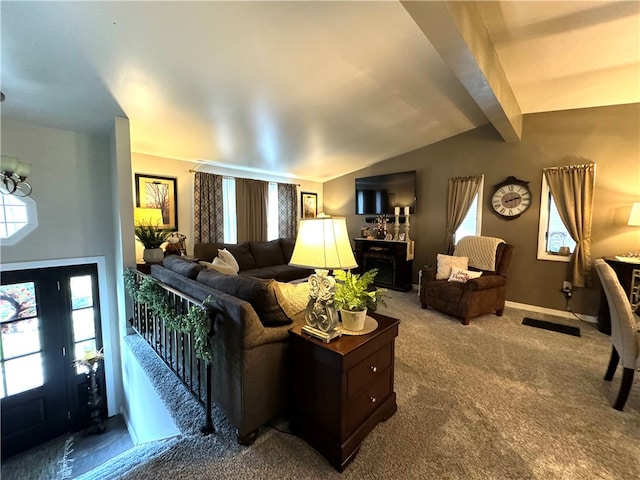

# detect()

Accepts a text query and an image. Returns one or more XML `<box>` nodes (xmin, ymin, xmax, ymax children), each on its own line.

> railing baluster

<box><xmin>127</xmin><ymin>268</ymin><xmax>215</xmax><ymax>435</ymax></box>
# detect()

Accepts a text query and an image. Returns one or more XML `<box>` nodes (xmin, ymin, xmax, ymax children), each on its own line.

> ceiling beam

<box><xmin>402</xmin><ymin>1</ymin><xmax>522</xmax><ymax>142</ymax></box>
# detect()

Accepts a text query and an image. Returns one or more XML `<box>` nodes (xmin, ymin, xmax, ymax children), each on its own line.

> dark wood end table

<box><xmin>288</xmin><ymin>311</ymin><xmax>400</xmax><ymax>472</ymax></box>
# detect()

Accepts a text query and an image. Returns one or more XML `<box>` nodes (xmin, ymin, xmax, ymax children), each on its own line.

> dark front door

<box><xmin>0</xmin><ymin>264</ymin><xmax>103</xmax><ymax>458</ymax></box>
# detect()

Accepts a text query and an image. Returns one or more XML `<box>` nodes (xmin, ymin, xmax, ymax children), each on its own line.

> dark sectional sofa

<box><xmin>147</xmin><ymin>241</ymin><xmax>311</xmax><ymax>444</ymax></box>
<box><xmin>194</xmin><ymin>238</ymin><xmax>313</xmax><ymax>282</ymax></box>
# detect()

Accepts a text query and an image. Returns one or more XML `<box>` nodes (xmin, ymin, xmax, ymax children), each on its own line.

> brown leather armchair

<box><xmin>419</xmin><ymin>239</ymin><xmax>513</xmax><ymax>325</ymax></box>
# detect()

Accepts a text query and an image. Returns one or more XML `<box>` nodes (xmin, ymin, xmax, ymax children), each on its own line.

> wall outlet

<box><xmin>562</xmin><ymin>281</ymin><xmax>572</xmax><ymax>292</ymax></box>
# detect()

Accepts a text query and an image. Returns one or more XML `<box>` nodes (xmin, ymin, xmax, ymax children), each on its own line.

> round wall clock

<box><xmin>491</xmin><ymin>176</ymin><xmax>532</xmax><ymax>219</ymax></box>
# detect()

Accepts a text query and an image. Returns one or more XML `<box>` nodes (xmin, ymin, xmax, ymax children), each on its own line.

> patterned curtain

<box><xmin>543</xmin><ymin>164</ymin><xmax>595</xmax><ymax>288</ymax></box>
<box><xmin>277</xmin><ymin>183</ymin><xmax>298</xmax><ymax>239</ymax></box>
<box><xmin>236</xmin><ymin>178</ymin><xmax>268</xmax><ymax>242</ymax></box>
<box><xmin>446</xmin><ymin>176</ymin><xmax>482</xmax><ymax>254</ymax></box>
<box><xmin>194</xmin><ymin>172</ymin><xmax>224</xmax><ymax>244</ymax></box>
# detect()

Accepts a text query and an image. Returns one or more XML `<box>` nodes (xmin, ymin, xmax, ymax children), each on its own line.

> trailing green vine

<box><xmin>124</xmin><ymin>270</ymin><xmax>213</xmax><ymax>362</ymax></box>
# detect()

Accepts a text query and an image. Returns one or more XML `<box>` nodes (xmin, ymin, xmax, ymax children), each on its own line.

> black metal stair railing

<box><xmin>128</xmin><ymin>268</ymin><xmax>214</xmax><ymax>434</ymax></box>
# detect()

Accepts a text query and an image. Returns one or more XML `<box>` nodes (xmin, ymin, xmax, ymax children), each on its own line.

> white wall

<box><xmin>0</xmin><ymin>119</ymin><xmax>124</xmax><ymax>415</ymax></box>
<box><xmin>131</xmin><ymin>153</ymin><xmax>323</xmax><ymax>256</ymax></box>
<box><xmin>120</xmin><ymin>340</ymin><xmax>179</xmax><ymax>444</ymax></box>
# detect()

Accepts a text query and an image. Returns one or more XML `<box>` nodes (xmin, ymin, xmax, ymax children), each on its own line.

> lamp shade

<box><xmin>289</xmin><ymin>216</ymin><xmax>358</xmax><ymax>270</ymax></box>
<box><xmin>134</xmin><ymin>207</ymin><xmax>163</xmax><ymax>226</ymax></box>
<box><xmin>1</xmin><ymin>156</ymin><xmax>19</xmax><ymax>174</ymax></box>
<box><xmin>628</xmin><ymin>202</ymin><xmax>640</xmax><ymax>227</ymax></box>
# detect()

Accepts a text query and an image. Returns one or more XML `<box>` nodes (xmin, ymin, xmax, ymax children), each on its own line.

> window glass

<box><xmin>0</xmin><ymin>195</ymin><xmax>37</xmax><ymax>245</ymax></box>
<box><xmin>69</xmin><ymin>275</ymin><xmax>99</xmax><ymax>374</ymax></box>
<box><xmin>0</xmin><ymin>281</ymin><xmax>44</xmax><ymax>397</ymax></box>
<box><xmin>454</xmin><ymin>177</ymin><xmax>483</xmax><ymax>244</ymax></box>
<box><xmin>222</xmin><ymin>177</ymin><xmax>237</xmax><ymax>244</ymax></box>
<box><xmin>537</xmin><ymin>175</ymin><xmax>575</xmax><ymax>262</ymax></box>
<box><xmin>546</xmin><ymin>197</ymin><xmax>576</xmax><ymax>254</ymax></box>
<box><xmin>267</xmin><ymin>183</ymin><xmax>278</xmax><ymax>241</ymax></box>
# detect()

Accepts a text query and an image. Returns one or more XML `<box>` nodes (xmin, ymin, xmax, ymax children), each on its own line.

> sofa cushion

<box><xmin>196</xmin><ymin>269</ymin><xmax>291</xmax><ymax>326</ymax></box>
<box><xmin>280</xmin><ymin>238</ymin><xmax>296</xmax><ymax>262</ymax></box>
<box><xmin>163</xmin><ymin>255</ymin><xmax>205</xmax><ymax>279</ymax></box>
<box><xmin>240</xmin><ymin>267</ymin><xmax>280</xmax><ymax>279</ymax></box>
<box><xmin>250</xmin><ymin>239</ymin><xmax>285</xmax><ymax>268</ymax></box>
<box><xmin>266</xmin><ymin>264</ymin><xmax>313</xmax><ymax>283</ymax></box>
<box><xmin>226</xmin><ymin>242</ymin><xmax>256</xmax><ymax>270</ymax></box>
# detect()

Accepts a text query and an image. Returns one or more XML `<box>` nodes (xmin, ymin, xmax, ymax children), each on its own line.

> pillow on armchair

<box><xmin>436</xmin><ymin>254</ymin><xmax>469</xmax><ymax>280</ymax></box>
<box><xmin>448</xmin><ymin>267</ymin><xmax>482</xmax><ymax>283</ymax></box>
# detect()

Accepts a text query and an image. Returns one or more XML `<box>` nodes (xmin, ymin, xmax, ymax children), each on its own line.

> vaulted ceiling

<box><xmin>2</xmin><ymin>1</ymin><xmax>638</xmax><ymax>182</ymax></box>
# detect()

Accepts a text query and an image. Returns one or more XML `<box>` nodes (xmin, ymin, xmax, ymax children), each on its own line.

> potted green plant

<box><xmin>333</xmin><ymin>269</ymin><xmax>385</xmax><ymax>331</ymax></box>
<box><xmin>135</xmin><ymin>222</ymin><xmax>171</xmax><ymax>264</ymax></box>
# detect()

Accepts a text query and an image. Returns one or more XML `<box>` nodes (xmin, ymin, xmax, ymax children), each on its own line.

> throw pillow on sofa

<box><xmin>436</xmin><ymin>254</ymin><xmax>469</xmax><ymax>280</ymax></box>
<box><xmin>218</xmin><ymin>248</ymin><xmax>240</xmax><ymax>272</ymax></box>
<box><xmin>196</xmin><ymin>270</ymin><xmax>291</xmax><ymax>326</ymax></box>
<box><xmin>200</xmin><ymin>257</ymin><xmax>238</xmax><ymax>275</ymax></box>
<box><xmin>275</xmin><ymin>281</ymin><xmax>310</xmax><ymax>320</ymax></box>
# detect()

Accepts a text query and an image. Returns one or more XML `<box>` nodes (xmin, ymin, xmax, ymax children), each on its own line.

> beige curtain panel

<box><xmin>236</xmin><ymin>178</ymin><xmax>268</xmax><ymax>242</ymax></box>
<box><xmin>543</xmin><ymin>164</ymin><xmax>596</xmax><ymax>288</ymax></box>
<box><xmin>446</xmin><ymin>176</ymin><xmax>483</xmax><ymax>254</ymax></box>
<box><xmin>194</xmin><ymin>171</ymin><xmax>224</xmax><ymax>244</ymax></box>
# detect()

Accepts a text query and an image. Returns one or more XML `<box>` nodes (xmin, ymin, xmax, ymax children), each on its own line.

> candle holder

<box><xmin>393</xmin><ymin>214</ymin><xmax>400</xmax><ymax>240</ymax></box>
<box><xmin>404</xmin><ymin>211</ymin><xmax>411</xmax><ymax>241</ymax></box>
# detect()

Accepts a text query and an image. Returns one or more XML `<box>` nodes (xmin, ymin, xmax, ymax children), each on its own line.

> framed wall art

<box><xmin>301</xmin><ymin>192</ymin><xmax>318</xmax><ymax>219</ymax></box>
<box><xmin>135</xmin><ymin>174</ymin><xmax>178</xmax><ymax>230</ymax></box>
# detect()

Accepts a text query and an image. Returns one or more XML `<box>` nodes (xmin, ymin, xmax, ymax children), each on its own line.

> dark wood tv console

<box><xmin>353</xmin><ymin>238</ymin><xmax>413</xmax><ymax>291</ymax></box>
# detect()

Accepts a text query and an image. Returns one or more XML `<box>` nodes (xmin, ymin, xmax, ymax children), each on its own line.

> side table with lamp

<box><xmin>288</xmin><ymin>215</ymin><xmax>358</xmax><ymax>343</ymax></box>
<box><xmin>287</xmin><ymin>215</ymin><xmax>400</xmax><ymax>471</ymax></box>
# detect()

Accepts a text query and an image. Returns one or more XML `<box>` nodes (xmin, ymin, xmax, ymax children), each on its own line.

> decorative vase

<box><xmin>143</xmin><ymin>247</ymin><xmax>164</xmax><ymax>264</ymax></box>
<box><xmin>341</xmin><ymin>309</ymin><xmax>367</xmax><ymax>331</ymax></box>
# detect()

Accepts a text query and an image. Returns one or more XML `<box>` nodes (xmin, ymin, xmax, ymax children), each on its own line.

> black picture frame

<box><xmin>301</xmin><ymin>192</ymin><xmax>318</xmax><ymax>219</ymax></box>
<box><xmin>135</xmin><ymin>174</ymin><xmax>178</xmax><ymax>230</ymax></box>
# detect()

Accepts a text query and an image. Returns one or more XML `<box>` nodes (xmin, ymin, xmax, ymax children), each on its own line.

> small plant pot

<box><xmin>341</xmin><ymin>309</ymin><xmax>367</xmax><ymax>331</ymax></box>
<box><xmin>143</xmin><ymin>248</ymin><xmax>164</xmax><ymax>264</ymax></box>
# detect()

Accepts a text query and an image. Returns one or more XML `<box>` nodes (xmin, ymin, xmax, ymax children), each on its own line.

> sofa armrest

<box><xmin>465</xmin><ymin>275</ymin><xmax>507</xmax><ymax>292</ymax></box>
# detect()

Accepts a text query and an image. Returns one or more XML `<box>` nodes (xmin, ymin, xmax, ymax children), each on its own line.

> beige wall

<box><xmin>323</xmin><ymin>104</ymin><xmax>640</xmax><ymax>316</ymax></box>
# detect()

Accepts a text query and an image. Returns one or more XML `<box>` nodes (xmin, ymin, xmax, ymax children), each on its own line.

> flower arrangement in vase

<box><xmin>373</xmin><ymin>214</ymin><xmax>388</xmax><ymax>239</ymax></box>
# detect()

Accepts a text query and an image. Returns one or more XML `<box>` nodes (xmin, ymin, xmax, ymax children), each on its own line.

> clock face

<box><xmin>491</xmin><ymin>181</ymin><xmax>531</xmax><ymax>218</ymax></box>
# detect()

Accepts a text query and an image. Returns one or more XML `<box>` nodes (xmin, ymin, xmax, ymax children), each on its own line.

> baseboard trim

<box><xmin>120</xmin><ymin>407</ymin><xmax>139</xmax><ymax>446</ymax></box>
<box><xmin>505</xmin><ymin>301</ymin><xmax>597</xmax><ymax>324</ymax></box>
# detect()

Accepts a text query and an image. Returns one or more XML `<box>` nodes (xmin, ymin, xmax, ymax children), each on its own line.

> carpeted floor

<box><xmin>66</xmin><ymin>290</ymin><xmax>640</xmax><ymax>479</ymax></box>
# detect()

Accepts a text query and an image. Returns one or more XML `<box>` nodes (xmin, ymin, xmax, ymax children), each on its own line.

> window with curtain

<box><xmin>537</xmin><ymin>174</ymin><xmax>576</xmax><ymax>261</ymax></box>
<box><xmin>215</xmin><ymin>177</ymin><xmax>297</xmax><ymax>243</ymax></box>
<box><xmin>539</xmin><ymin>164</ymin><xmax>595</xmax><ymax>288</ymax></box>
<box><xmin>454</xmin><ymin>177</ymin><xmax>484</xmax><ymax>244</ymax></box>
<box><xmin>446</xmin><ymin>175</ymin><xmax>483</xmax><ymax>254</ymax></box>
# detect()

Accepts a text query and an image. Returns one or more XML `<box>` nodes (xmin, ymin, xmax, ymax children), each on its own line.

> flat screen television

<box><xmin>355</xmin><ymin>170</ymin><xmax>416</xmax><ymax>215</ymax></box>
